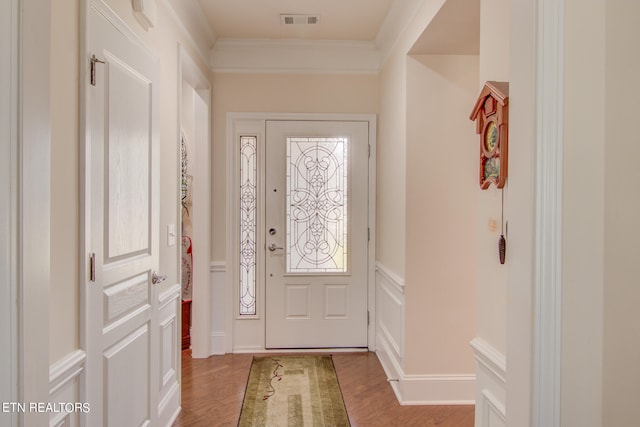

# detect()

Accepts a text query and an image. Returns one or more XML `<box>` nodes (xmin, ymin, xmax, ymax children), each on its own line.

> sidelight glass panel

<box><xmin>286</xmin><ymin>137</ymin><xmax>348</xmax><ymax>273</ymax></box>
<box><xmin>239</xmin><ymin>136</ymin><xmax>257</xmax><ymax>315</ymax></box>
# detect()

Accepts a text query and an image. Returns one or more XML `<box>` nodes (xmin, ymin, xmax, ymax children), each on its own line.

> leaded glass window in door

<box><xmin>286</xmin><ymin>137</ymin><xmax>349</xmax><ymax>273</ymax></box>
<box><xmin>239</xmin><ymin>136</ymin><xmax>257</xmax><ymax>315</ymax></box>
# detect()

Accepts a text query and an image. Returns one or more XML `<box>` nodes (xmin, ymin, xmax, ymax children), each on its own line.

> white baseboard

<box><xmin>158</xmin><ymin>381</ymin><xmax>180</xmax><ymax>427</ymax></box>
<box><xmin>210</xmin><ymin>332</ymin><xmax>226</xmax><ymax>355</ymax></box>
<box><xmin>376</xmin><ymin>335</ymin><xmax>476</xmax><ymax>405</ymax></box>
<box><xmin>375</xmin><ymin>332</ymin><xmax>404</xmax><ymax>403</ymax></box>
<box><xmin>471</xmin><ymin>337</ymin><xmax>506</xmax><ymax>427</ymax></box>
<box><xmin>375</xmin><ymin>262</ymin><xmax>475</xmax><ymax>405</ymax></box>
<box><xmin>210</xmin><ymin>261</ymin><xmax>227</xmax><ymax>355</ymax></box>
<box><xmin>401</xmin><ymin>374</ymin><xmax>475</xmax><ymax>405</ymax></box>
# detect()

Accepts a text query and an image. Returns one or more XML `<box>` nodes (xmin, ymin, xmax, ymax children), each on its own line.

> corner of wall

<box><xmin>375</xmin><ymin>262</ymin><xmax>475</xmax><ymax>405</ymax></box>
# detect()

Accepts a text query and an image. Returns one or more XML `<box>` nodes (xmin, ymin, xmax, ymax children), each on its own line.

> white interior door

<box><xmin>265</xmin><ymin>120</ymin><xmax>370</xmax><ymax>348</ymax></box>
<box><xmin>86</xmin><ymin>6</ymin><xmax>160</xmax><ymax>426</ymax></box>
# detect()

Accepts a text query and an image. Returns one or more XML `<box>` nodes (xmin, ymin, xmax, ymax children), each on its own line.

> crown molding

<box><xmin>211</xmin><ymin>38</ymin><xmax>380</xmax><ymax>74</ymax></box>
<box><xmin>159</xmin><ymin>0</ymin><xmax>216</xmax><ymax>67</ymax></box>
<box><xmin>375</xmin><ymin>0</ymin><xmax>425</xmax><ymax>63</ymax></box>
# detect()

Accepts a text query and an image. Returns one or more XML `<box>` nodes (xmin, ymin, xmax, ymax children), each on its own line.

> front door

<box><xmin>85</xmin><ymin>6</ymin><xmax>160</xmax><ymax>426</ymax></box>
<box><xmin>265</xmin><ymin>120</ymin><xmax>370</xmax><ymax>348</ymax></box>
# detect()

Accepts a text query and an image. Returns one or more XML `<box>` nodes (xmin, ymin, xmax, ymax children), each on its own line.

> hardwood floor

<box><xmin>172</xmin><ymin>350</ymin><xmax>474</xmax><ymax>427</ymax></box>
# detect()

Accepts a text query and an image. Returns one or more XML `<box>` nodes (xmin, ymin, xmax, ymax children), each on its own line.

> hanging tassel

<box><xmin>498</xmin><ymin>234</ymin><xmax>506</xmax><ymax>264</ymax></box>
<box><xmin>498</xmin><ymin>189</ymin><xmax>506</xmax><ymax>264</ymax></box>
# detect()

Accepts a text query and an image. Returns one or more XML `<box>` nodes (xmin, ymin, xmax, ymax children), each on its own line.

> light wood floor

<box><xmin>172</xmin><ymin>350</ymin><xmax>474</xmax><ymax>426</ymax></box>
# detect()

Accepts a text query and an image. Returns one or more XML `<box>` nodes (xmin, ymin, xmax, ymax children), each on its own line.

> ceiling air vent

<box><xmin>280</xmin><ymin>14</ymin><xmax>321</xmax><ymax>25</ymax></box>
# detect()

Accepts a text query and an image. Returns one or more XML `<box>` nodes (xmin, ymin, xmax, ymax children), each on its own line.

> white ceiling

<box><xmin>197</xmin><ymin>0</ymin><xmax>396</xmax><ymax>41</ymax></box>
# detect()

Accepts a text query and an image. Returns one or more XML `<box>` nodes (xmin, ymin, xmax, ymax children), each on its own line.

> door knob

<box><xmin>268</xmin><ymin>243</ymin><xmax>284</xmax><ymax>252</ymax></box>
<box><xmin>152</xmin><ymin>271</ymin><xmax>167</xmax><ymax>285</ymax></box>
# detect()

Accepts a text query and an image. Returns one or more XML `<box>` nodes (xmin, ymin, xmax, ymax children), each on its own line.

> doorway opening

<box><xmin>179</xmin><ymin>46</ymin><xmax>211</xmax><ymax>358</ymax></box>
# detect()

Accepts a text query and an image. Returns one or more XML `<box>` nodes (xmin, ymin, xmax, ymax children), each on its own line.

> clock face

<box><xmin>484</xmin><ymin>121</ymin><xmax>498</xmax><ymax>154</ymax></box>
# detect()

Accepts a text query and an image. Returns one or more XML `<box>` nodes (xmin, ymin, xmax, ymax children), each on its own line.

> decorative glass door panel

<box><xmin>265</xmin><ymin>121</ymin><xmax>369</xmax><ymax>349</ymax></box>
<box><xmin>239</xmin><ymin>136</ymin><xmax>257</xmax><ymax>315</ymax></box>
<box><xmin>286</xmin><ymin>137</ymin><xmax>348</xmax><ymax>274</ymax></box>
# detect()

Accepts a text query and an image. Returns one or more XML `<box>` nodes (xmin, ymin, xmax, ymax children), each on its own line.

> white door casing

<box><xmin>85</xmin><ymin>4</ymin><xmax>160</xmax><ymax>426</ymax></box>
<box><xmin>265</xmin><ymin>120</ymin><xmax>370</xmax><ymax>348</ymax></box>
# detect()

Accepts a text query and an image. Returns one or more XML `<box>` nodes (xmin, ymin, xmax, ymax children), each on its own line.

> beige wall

<box><xmin>404</xmin><ymin>54</ymin><xmax>478</xmax><ymax>374</ymax></box>
<box><xmin>50</xmin><ymin>0</ymin><xmax>80</xmax><ymax>363</ymax></box>
<box><xmin>476</xmin><ymin>0</ymin><xmax>510</xmax><ymax>356</ymax></box>
<box><xmin>561</xmin><ymin>1</ymin><xmax>640</xmax><ymax>425</ymax></box>
<box><xmin>504</xmin><ymin>0</ymin><xmax>535</xmax><ymax>424</ymax></box>
<box><xmin>602</xmin><ymin>1</ymin><xmax>640</xmax><ymax>424</ymax></box>
<box><xmin>377</xmin><ymin>49</ymin><xmax>408</xmax><ymax>277</ymax></box>
<box><xmin>561</xmin><ymin>0</ymin><xmax>606</xmax><ymax>425</ymax></box>
<box><xmin>377</xmin><ymin>0</ymin><xmax>480</xmax><ymax>379</ymax></box>
<box><xmin>210</xmin><ymin>72</ymin><xmax>379</xmax><ymax>262</ymax></box>
<box><xmin>49</xmin><ymin>0</ymin><xmax>213</xmax><ymax>363</ymax></box>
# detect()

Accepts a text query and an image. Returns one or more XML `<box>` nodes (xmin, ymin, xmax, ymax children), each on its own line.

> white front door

<box><xmin>265</xmin><ymin>120</ymin><xmax>370</xmax><ymax>348</ymax></box>
<box><xmin>86</xmin><ymin>6</ymin><xmax>160</xmax><ymax>426</ymax></box>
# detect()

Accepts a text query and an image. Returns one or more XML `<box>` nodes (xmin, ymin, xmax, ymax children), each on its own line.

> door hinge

<box><xmin>89</xmin><ymin>252</ymin><xmax>96</xmax><ymax>282</ymax></box>
<box><xmin>368</xmin><ymin>227</ymin><xmax>371</xmax><ymax>242</ymax></box>
<box><xmin>90</xmin><ymin>54</ymin><xmax>105</xmax><ymax>86</ymax></box>
<box><xmin>368</xmin><ymin>145</ymin><xmax>371</xmax><ymax>158</ymax></box>
<box><xmin>367</xmin><ymin>310</ymin><xmax>370</xmax><ymax>326</ymax></box>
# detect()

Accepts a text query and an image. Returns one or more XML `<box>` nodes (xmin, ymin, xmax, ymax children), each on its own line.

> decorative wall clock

<box><xmin>469</xmin><ymin>81</ymin><xmax>509</xmax><ymax>189</ymax></box>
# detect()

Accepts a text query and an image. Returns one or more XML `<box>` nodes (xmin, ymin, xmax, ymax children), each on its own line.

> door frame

<box><xmin>178</xmin><ymin>45</ymin><xmax>212</xmax><ymax>358</ymax></box>
<box><xmin>226</xmin><ymin>113</ymin><xmax>377</xmax><ymax>352</ymax></box>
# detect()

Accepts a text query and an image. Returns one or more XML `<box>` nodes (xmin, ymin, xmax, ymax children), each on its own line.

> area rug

<box><xmin>238</xmin><ymin>355</ymin><xmax>350</xmax><ymax>427</ymax></box>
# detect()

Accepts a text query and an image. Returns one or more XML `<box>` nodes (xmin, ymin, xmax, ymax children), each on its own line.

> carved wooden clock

<box><xmin>469</xmin><ymin>81</ymin><xmax>509</xmax><ymax>189</ymax></box>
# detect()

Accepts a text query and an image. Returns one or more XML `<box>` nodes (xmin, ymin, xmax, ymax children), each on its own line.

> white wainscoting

<box><xmin>157</xmin><ymin>284</ymin><xmax>181</xmax><ymax>427</ymax></box>
<box><xmin>375</xmin><ymin>262</ymin><xmax>405</xmax><ymax>401</ymax></box>
<box><xmin>375</xmin><ymin>262</ymin><xmax>476</xmax><ymax>405</ymax></box>
<box><xmin>49</xmin><ymin>350</ymin><xmax>86</xmax><ymax>427</ymax></box>
<box><xmin>471</xmin><ymin>337</ymin><xmax>506</xmax><ymax>427</ymax></box>
<box><xmin>210</xmin><ymin>261</ymin><xmax>227</xmax><ymax>355</ymax></box>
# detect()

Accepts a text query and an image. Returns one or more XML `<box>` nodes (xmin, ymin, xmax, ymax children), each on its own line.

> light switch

<box><xmin>167</xmin><ymin>224</ymin><xmax>176</xmax><ymax>247</ymax></box>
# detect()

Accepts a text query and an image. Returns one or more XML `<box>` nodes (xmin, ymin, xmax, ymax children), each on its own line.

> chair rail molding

<box><xmin>471</xmin><ymin>337</ymin><xmax>506</xmax><ymax>427</ymax></box>
<box><xmin>49</xmin><ymin>350</ymin><xmax>86</xmax><ymax>427</ymax></box>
